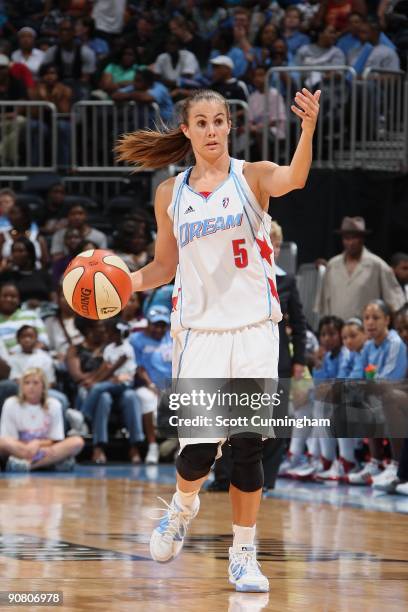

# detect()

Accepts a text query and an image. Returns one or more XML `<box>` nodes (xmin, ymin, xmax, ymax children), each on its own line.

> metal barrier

<box><xmin>0</xmin><ymin>101</ymin><xmax>57</xmax><ymax>171</ymax></box>
<box><xmin>360</xmin><ymin>68</ymin><xmax>408</xmax><ymax>171</ymax></box>
<box><xmin>263</xmin><ymin>66</ymin><xmax>357</xmax><ymax>169</ymax></box>
<box><xmin>173</xmin><ymin>98</ymin><xmax>250</xmax><ymax>164</ymax></box>
<box><xmin>70</xmin><ymin>100</ymin><xmax>160</xmax><ymax>173</ymax></box>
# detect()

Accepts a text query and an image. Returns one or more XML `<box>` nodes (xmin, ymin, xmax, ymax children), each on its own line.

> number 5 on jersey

<box><xmin>232</xmin><ymin>239</ymin><xmax>248</xmax><ymax>269</ymax></box>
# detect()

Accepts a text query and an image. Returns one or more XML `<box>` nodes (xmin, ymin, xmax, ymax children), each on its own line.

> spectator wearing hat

<box><xmin>11</xmin><ymin>27</ymin><xmax>45</xmax><ymax>78</ymax></box>
<box><xmin>208</xmin><ymin>27</ymin><xmax>248</xmax><ymax>79</ymax></box>
<box><xmin>130</xmin><ymin>306</ymin><xmax>173</xmax><ymax>465</ymax></box>
<box><xmin>209</xmin><ymin>55</ymin><xmax>248</xmax><ymax>101</ymax></box>
<box><xmin>317</xmin><ymin>216</ymin><xmax>406</xmax><ymax>320</ymax></box>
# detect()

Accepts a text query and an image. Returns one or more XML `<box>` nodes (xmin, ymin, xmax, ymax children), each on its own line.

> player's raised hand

<box><xmin>291</xmin><ymin>88</ymin><xmax>321</xmax><ymax>136</ymax></box>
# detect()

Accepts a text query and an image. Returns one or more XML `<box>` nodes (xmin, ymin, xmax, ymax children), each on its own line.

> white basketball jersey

<box><xmin>167</xmin><ymin>158</ymin><xmax>282</xmax><ymax>334</ymax></box>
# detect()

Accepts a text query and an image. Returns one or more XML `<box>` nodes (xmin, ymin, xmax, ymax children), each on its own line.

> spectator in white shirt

<box><xmin>11</xmin><ymin>27</ymin><xmax>45</xmax><ymax>78</ymax></box>
<box><xmin>0</xmin><ymin>368</ymin><xmax>83</xmax><ymax>472</ymax></box>
<box><xmin>154</xmin><ymin>35</ymin><xmax>200</xmax><ymax>90</ymax></box>
<box><xmin>8</xmin><ymin>325</ymin><xmax>56</xmax><ymax>386</ymax></box>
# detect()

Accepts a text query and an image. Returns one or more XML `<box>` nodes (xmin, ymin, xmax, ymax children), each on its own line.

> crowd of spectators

<box><xmin>0</xmin><ymin>0</ymin><xmax>407</xmax><ymax>165</ymax></box>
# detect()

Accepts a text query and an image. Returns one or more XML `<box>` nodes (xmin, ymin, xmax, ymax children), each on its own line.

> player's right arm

<box><xmin>131</xmin><ymin>177</ymin><xmax>178</xmax><ymax>293</ymax></box>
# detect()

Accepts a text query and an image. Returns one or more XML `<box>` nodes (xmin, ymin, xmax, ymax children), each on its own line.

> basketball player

<box><xmin>116</xmin><ymin>87</ymin><xmax>320</xmax><ymax>592</ymax></box>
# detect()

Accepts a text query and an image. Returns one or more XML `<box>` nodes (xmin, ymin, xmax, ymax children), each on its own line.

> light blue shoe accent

<box><xmin>229</xmin><ymin>545</ymin><xmax>269</xmax><ymax>593</ymax></box>
<box><xmin>149</xmin><ymin>493</ymin><xmax>200</xmax><ymax>563</ymax></box>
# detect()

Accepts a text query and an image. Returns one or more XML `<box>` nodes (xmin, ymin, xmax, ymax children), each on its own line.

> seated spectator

<box><xmin>113</xmin><ymin>215</ymin><xmax>152</xmax><ymax>273</ymax></box>
<box><xmin>154</xmin><ymin>35</ymin><xmax>200</xmax><ymax>91</ymax></box>
<box><xmin>8</xmin><ymin>325</ymin><xmax>56</xmax><ymax>386</ymax></box>
<box><xmin>99</xmin><ymin>45</ymin><xmax>142</xmax><ymax>98</ymax></box>
<box><xmin>298</xmin><ymin>0</ymin><xmax>321</xmax><ymax>29</ymax></box>
<box><xmin>352</xmin><ymin>19</ymin><xmax>400</xmax><ymax>75</ymax></box>
<box><xmin>38</xmin><ymin>181</ymin><xmax>67</xmax><ymax>238</ymax></box>
<box><xmin>0</xmin><ymin>187</ymin><xmax>15</xmax><ymax>231</ymax></box>
<box><xmin>208</xmin><ymin>27</ymin><xmax>248</xmax><ymax>79</ymax></box>
<box><xmin>0</xmin><ymin>40</ymin><xmax>35</xmax><ymax>90</ymax></box>
<box><xmin>248</xmin><ymin>65</ymin><xmax>286</xmax><ymax>159</ymax></box>
<box><xmin>209</xmin><ymin>55</ymin><xmax>248</xmax><ymax>101</ymax></box>
<box><xmin>169</xmin><ymin>15</ymin><xmax>210</xmax><ymax>67</ymax></box>
<box><xmin>0</xmin><ymin>54</ymin><xmax>28</xmax><ymax>166</ymax></box>
<box><xmin>40</xmin><ymin>1</ymin><xmax>67</xmax><ymax>40</ymax></box>
<box><xmin>44</xmin><ymin>285</ymin><xmax>84</xmax><ymax>360</ymax></box>
<box><xmin>391</xmin><ymin>252</ymin><xmax>408</xmax><ymax>303</ymax></box>
<box><xmin>295</xmin><ymin>25</ymin><xmax>346</xmax><ymax>88</ymax></box>
<box><xmin>75</xmin><ymin>16</ymin><xmax>110</xmax><ymax>59</ymax></box>
<box><xmin>0</xmin><ymin>237</ymin><xmax>54</xmax><ymax>308</ymax></box>
<box><xmin>232</xmin><ymin>6</ymin><xmax>256</xmax><ymax>69</ymax></box>
<box><xmin>282</xmin><ymin>6</ymin><xmax>311</xmax><ymax>59</ymax></box>
<box><xmin>192</xmin><ymin>0</ymin><xmax>228</xmax><ymax>40</ymax></box>
<box><xmin>142</xmin><ymin>285</ymin><xmax>174</xmax><ymax>317</ymax></box>
<box><xmin>134</xmin><ymin>16</ymin><xmax>165</xmax><ymax>65</ymax></box>
<box><xmin>78</xmin><ymin>318</ymin><xmax>144</xmax><ymax>464</ymax></box>
<box><xmin>316</xmin><ymin>0</ymin><xmax>367</xmax><ymax>33</ymax></box>
<box><xmin>0</xmin><ymin>201</ymin><xmax>48</xmax><ymax>268</ymax></box>
<box><xmin>0</xmin><ymin>368</ymin><xmax>83</xmax><ymax>472</ymax></box>
<box><xmin>122</xmin><ymin>292</ymin><xmax>148</xmax><ymax>333</ymax></box>
<box><xmin>0</xmin><ymin>282</ymin><xmax>49</xmax><ymax>351</ymax></box>
<box><xmin>41</xmin><ymin>18</ymin><xmax>96</xmax><ymax>99</ymax></box>
<box><xmin>267</xmin><ymin>38</ymin><xmax>298</xmax><ymax>98</ymax></box>
<box><xmin>112</xmin><ymin>69</ymin><xmax>174</xmax><ymax>124</ymax></box>
<box><xmin>11</xmin><ymin>27</ymin><xmax>45</xmax><ymax>78</ymax></box>
<box><xmin>29</xmin><ymin>63</ymin><xmax>73</xmax><ymax>167</ymax></box>
<box><xmin>51</xmin><ymin>202</ymin><xmax>108</xmax><ymax>262</ymax></box>
<box><xmin>250</xmin><ymin>22</ymin><xmax>280</xmax><ymax>69</ymax></box>
<box><xmin>51</xmin><ymin>228</ymin><xmax>84</xmax><ymax>286</ymax></box>
<box><xmin>337</xmin><ymin>12</ymin><xmax>396</xmax><ymax>63</ymax></box>
<box><xmin>130</xmin><ymin>306</ymin><xmax>173</xmax><ymax>465</ymax></box>
<box><xmin>66</xmin><ymin>317</ymin><xmax>106</xmax><ymax>461</ymax></box>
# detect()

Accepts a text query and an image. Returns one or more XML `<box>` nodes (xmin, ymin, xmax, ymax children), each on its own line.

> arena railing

<box><xmin>360</xmin><ymin>67</ymin><xmax>408</xmax><ymax>171</ymax></box>
<box><xmin>0</xmin><ymin>101</ymin><xmax>57</xmax><ymax>172</ymax></box>
<box><xmin>263</xmin><ymin>65</ymin><xmax>357</xmax><ymax>169</ymax></box>
<box><xmin>70</xmin><ymin>100</ymin><xmax>160</xmax><ymax>173</ymax></box>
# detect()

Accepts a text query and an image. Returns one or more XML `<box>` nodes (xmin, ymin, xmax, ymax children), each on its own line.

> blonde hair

<box><xmin>115</xmin><ymin>89</ymin><xmax>231</xmax><ymax>170</ymax></box>
<box><xmin>270</xmin><ymin>221</ymin><xmax>283</xmax><ymax>242</ymax></box>
<box><xmin>18</xmin><ymin>368</ymin><xmax>49</xmax><ymax>410</ymax></box>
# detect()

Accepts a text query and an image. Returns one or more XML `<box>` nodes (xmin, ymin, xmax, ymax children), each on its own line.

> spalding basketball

<box><xmin>63</xmin><ymin>249</ymin><xmax>132</xmax><ymax>320</ymax></box>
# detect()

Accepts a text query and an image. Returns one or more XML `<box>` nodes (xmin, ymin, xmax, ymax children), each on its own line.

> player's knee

<box><xmin>230</xmin><ymin>436</ymin><xmax>264</xmax><ymax>492</ymax></box>
<box><xmin>176</xmin><ymin>443</ymin><xmax>219</xmax><ymax>481</ymax></box>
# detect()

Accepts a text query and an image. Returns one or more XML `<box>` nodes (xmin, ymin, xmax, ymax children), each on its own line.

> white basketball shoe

<box><xmin>229</xmin><ymin>545</ymin><xmax>269</xmax><ymax>593</ymax></box>
<box><xmin>346</xmin><ymin>459</ymin><xmax>382</xmax><ymax>485</ymax></box>
<box><xmin>149</xmin><ymin>493</ymin><xmax>199</xmax><ymax>563</ymax></box>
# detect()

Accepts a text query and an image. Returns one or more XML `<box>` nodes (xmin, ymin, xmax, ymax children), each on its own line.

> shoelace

<box><xmin>149</xmin><ymin>497</ymin><xmax>192</xmax><ymax>542</ymax></box>
<box><xmin>230</xmin><ymin>551</ymin><xmax>262</xmax><ymax>578</ymax></box>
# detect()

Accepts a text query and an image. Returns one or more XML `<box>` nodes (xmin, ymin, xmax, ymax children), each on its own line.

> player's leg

<box><xmin>228</xmin><ymin>435</ymin><xmax>269</xmax><ymax>592</ymax></box>
<box><xmin>150</xmin><ymin>441</ymin><xmax>220</xmax><ymax>562</ymax></box>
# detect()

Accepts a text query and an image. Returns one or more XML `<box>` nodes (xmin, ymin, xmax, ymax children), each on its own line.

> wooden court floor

<box><xmin>0</xmin><ymin>474</ymin><xmax>407</xmax><ymax>612</ymax></box>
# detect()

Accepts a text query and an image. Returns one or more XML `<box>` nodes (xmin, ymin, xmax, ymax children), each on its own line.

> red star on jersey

<box><xmin>256</xmin><ymin>237</ymin><xmax>273</xmax><ymax>266</ymax></box>
<box><xmin>172</xmin><ymin>288</ymin><xmax>181</xmax><ymax>312</ymax></box>
<box><xmin>268</xmin><ymin>277</ymin><xmax>280</xmax><ymax>303</ymax></box>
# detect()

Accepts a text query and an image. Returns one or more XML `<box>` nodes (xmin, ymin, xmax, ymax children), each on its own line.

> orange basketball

<box><xmin>62</xmin><ymin>249</ymin><xmax>132</xmax><ymax>320</ymax></box>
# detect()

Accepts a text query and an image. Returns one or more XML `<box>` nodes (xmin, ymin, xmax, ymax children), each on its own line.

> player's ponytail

<box><xmin>115</xmin><ymin>125</ymin><xmax>191</xmax><ymax>169</ymax></box>
<box><xmin>115</xmin><ymin>89</ymin><xmax>230</xmax><ymax>170</ymax></box>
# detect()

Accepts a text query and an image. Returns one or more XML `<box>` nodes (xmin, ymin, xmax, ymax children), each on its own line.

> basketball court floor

<box><xmin>0</xmin><ymin>465</ymin><xmax>407</xmax><ymax>612</ymax></box>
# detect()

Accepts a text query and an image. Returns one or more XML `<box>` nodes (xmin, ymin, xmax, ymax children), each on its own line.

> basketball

<box><xmin>62</xmin><ymin>249</ymin><xmax>132</xmax><ymax>320</ymax></box>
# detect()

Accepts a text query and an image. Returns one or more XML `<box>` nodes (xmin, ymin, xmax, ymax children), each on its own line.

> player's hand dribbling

<box><xmin>291</xmin><ymin>88</ymin><xmax>321</xmax><ymax>136</ymax></box>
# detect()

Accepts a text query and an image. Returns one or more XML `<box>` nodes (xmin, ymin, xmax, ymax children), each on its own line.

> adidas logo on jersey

<box><xmin>185</xmin><ymin>205</ymin><xmax>195</xmax><ymax>214</ymax></box>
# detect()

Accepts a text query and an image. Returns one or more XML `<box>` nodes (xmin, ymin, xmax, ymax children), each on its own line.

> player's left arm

<box><xmin>254</xmin><ymin>88</ymin><xmax>321</xmax><ymax>199</ymax></box>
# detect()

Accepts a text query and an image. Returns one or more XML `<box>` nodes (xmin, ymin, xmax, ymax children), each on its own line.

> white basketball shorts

<box><xmin>172</xmin><ymin>320</ymin><xmax>279</xmax><ymax>455</ymax></box>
